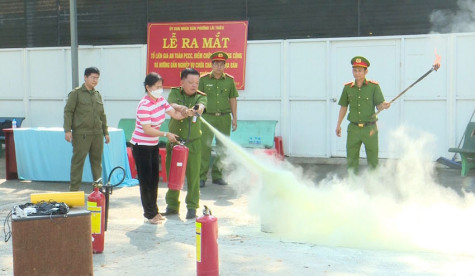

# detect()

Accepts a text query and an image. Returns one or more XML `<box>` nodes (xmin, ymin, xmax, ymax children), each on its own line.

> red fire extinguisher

<box><xmin>87</xmin><ymin>179</ymin><xmax>106</xmax><ymax>254</ymax></box>
<box><xmin>168</xmin><ymin>144</ymin><xmax>189</xmax><ymax>190</ymax></box>
<box><xmin>196</xmin><ymin>205</ymin><xmax>219</xmax><ymax>276</ymax></box>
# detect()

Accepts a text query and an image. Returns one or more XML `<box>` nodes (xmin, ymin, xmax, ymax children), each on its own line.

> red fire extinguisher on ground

<box><xmin>168</xmin><ymin>143</ymin><xmax>189</xmax><ymax>190</ymax></box>
<box><xmin>196</xmin><ymin>205</ymin><xmax>219</xmax><ymax>276</ymax></box>
<box><xmin>87</xmin><ymin>179</ymin><xmax>106</xmax><ymax>254</ymax></box>
<box><xmin>86</xmin><ymin>167</ymin><xmax>126</xmax><ymax>254</ymax></box>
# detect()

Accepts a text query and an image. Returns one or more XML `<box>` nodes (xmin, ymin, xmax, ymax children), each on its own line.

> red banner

<box><xmin>147</xmin><ymin>21</ymin><xmax>248</xmax><ymax>89</ymax></box>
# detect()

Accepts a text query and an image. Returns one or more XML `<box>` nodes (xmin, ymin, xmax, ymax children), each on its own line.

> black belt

<box><xmin>351</xmin><ymin>121</ymin><xmax>376</xmax><ymax>128</ymax></box>
<box><xmin>205</xmin><ymin>112</ymin><xmax>229</xmax><ymax>116</ymax></box>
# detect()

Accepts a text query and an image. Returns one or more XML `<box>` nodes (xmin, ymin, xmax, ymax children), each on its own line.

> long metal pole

<box><xmin>374</xmin><ymin>65</ymin><xmax>436</xmax><ymax>117</ymax></box>
<box><xmin>388</xmin><ymin>67</ymin><xmax>435</xmax><ymax>104</ymax></box>
<box><xmin>70</xmin><ymin>0</ymin><xmax>79</xmax><ymax>88</ymax></box>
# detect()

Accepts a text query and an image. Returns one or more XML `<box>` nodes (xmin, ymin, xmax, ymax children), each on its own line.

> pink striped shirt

<box><xmin>130</xmin><ymin>95</ymin><xmax>172</xmax><ymax>146</ymax></box>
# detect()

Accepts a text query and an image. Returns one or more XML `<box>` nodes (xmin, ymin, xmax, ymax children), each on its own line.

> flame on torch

<box><xmin>433</xmin><ymin>48</ymin><xmax>441</xmax><ymax>71</ymax></box>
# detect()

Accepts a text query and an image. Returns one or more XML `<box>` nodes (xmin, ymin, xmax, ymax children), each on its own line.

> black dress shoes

<box><xmin>160</xmin><ymin>208</ymin><xmax>178</xmax><ymax>216</ymax></box>
<box><xmin>212</xmin><ymin>179</ymin><xmax>228</xmax><ymax>185</ymax></box>
<box><xmin>200</xmin><ymin>180</ymin><xmax>205</xmax><ymax>188</ymax></box>
<box><xmin>186</xmin><ymin>209</ymin><xmax>197</xmax><ymax>219</ymax></box>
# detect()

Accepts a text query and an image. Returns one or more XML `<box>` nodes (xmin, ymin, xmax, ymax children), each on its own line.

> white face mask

<box><xmin>150</xmin><ymin>88</ymin><xmax>163</xmax><ymax>98</ymax></box>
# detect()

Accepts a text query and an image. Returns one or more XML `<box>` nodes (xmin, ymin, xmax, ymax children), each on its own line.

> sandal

<box><xmin>155</xmin><ymin>213</ymin><xmax>166</xmax><ymax>221</ymax></box>
<box><xmin>147</xmin><ymin>214</ymin><xmax>163</xmax><ymax>224</ymax></box>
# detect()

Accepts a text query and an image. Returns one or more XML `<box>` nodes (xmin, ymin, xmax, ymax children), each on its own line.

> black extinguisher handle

<box><xmin>203</xmin><ymin>205</ymin><xmax>212</xmax><ymax>216</ymax></box>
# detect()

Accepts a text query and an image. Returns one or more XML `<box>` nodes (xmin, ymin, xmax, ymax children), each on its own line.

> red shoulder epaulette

<box><xmin>368</xmin><ymin>80</ymin><xmax>379</xmax><ymax>85</ymax></box>
<box><xmin>344</xmin><ymin>81</ymin><xmax>353</xmax><ymax>87</ymax></box>
<box><xmin>196</xmin><ymin>90</ymin><xmax>206</xmax><ymax>96</ymax></box>
<box><xmin>225</xmin><ymin>73</ymin><xmax>234</xmax><ymax>79</ymax></box>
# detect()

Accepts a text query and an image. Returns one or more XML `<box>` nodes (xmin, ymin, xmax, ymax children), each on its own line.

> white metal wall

<box><xmin>1</xmin><ymin>33</ymin><xmax>474</xmax><ymax>159</ymax></box>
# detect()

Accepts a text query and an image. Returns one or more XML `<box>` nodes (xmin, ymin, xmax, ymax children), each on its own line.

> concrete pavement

<box><xmin>1</xmin><ymin>153</ymin><xmax>475</xmax><ymax>275</ymax></box>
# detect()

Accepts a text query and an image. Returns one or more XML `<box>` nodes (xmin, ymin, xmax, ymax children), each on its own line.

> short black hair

<box><xmin>180</xmin><ymin>68</ymin><xmax>199</xmax><ymax>80</ymax></box>
<box><xmin>84</xmin><ymin>67</ymin><xmax>100</xmax><ymax>76</ymax></box>
<box><xmin>144</xmin><ymin>72</ymin><xmax>163</xmax><ymax>92</ymax></box>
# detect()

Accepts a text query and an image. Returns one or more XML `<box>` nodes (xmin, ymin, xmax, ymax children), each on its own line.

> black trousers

<box><xmin>132</xmin><ymin>144</ymin><xmax>159</xmax><ymax>219</ymax></box>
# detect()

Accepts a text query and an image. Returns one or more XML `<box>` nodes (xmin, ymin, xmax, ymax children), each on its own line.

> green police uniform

<box><xmin>338</xmin><ymin>78</ymin><xmax>385</xmax><ymax>173</ymax></box>
<box><xmin>199</xmin><ymin>53</ymin><xmax>239</xmax><ymax>183</ymax></box>
<box><xmin>165</xmin><ymin>87</ymin><xmax>207</xmax><ymax>211</ymax></box>
<box><xmin>64</xmin><ymin>84</ymin><xmax>109</xmax><ymax>191</ymax></box>
<box><xmin>337</xmin><ymin>56</ymin><xmax>385</xmax><ymax>173</ymax></box>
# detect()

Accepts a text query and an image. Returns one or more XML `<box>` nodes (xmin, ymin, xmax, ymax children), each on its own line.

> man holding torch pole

<box><xmin>336</xmin><ymin>53</ymin><xmax>441</xmax><ymax>174</ymax></box>
<box><xmin>336</xmin><ymin>56</ymin><xmax>390</xmax><ymax>174</ymax></box>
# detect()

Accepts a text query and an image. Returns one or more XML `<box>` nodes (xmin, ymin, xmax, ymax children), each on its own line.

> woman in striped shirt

<box><xmin>131</xmin><ymin>72</ymin><xmax>194</xmax><ymax>224</ymax></box>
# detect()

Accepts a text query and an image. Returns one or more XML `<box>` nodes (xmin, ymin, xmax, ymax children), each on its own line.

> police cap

<box><xmin>210</xmin><ymin>51</ymin><xmax>228</xmax><ymax>61</ymax></box>
<box><xmin>351</xmin><ymin>56</ymin><xmax>370</xmax><ymax>68</ymax></box>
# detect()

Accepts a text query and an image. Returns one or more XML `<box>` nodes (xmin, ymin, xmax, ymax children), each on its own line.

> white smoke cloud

<box><xmin>430</xmin><ymin>0</ymin><xmax>475</xmax><ymax>33</ymax></box>
<box><xmin>204</xmin><ymin>116</ymin><xmax>475</xmax><ymax>255</ymax></box>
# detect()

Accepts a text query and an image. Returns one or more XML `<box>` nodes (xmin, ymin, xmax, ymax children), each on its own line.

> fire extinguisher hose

<box><xmin>102</xmin><ymin>166</ymin><xmax>126</xmax><ymax>231</ymax></box>
<box><xmin>106</xmin><ymin>166</ymin><xmax>126</xmax><ymax>188</ymax></box>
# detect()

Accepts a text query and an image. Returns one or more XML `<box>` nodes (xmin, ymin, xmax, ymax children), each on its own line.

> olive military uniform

<box><xmin>165</xmin><ymin>87</ymin><xmax>207</xmax><ymax>211</ymax></box>
<box><xmin>64</xmin><ymin>84</ymin><xmax>109</xmax><ymax>191</ymax></box>
<box><xmin>199</xmin><ymin>71</ymin><xmax>239</xmax><ymax>183</ymax></box>
<box><xmin>338</xmin><ymin>78</ymin><xmax>385</xmax><ymax>172</ymax></box>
